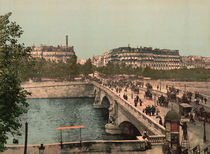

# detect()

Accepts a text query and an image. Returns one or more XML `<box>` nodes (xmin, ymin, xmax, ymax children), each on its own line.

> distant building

<box><xmin>181</xmin><ymin>56</ymin><xmax>210</xmax><ymax>69</ymax></box>
<box><xmin>95</xmin><ymin>46</ymin><xmax>184</xmax><ymax>70</ymax></box>
<box><xmin>92</xmin><ymin>55</ymin><xmax>104</xmax><ymax>67</ymax></box>
<box><xmin>203</xmin><ymin>57</ymin><xmax>210</xmax><ymax>69</ymax></box>
<box><xmin>77</xmin><ymin>59</ymin><xmax>88</xmax><ymax>65</ymax></box>
<box><xmin>30</xmin><ymin>35</ymin><xmax>75</xmax><ymax>62</ymax></box>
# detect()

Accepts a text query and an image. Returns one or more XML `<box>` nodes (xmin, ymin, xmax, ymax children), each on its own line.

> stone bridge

<box><xmin>92</xmin><ymin>81</ymin><xmax>165</xmax><ymax>138</ymax></box>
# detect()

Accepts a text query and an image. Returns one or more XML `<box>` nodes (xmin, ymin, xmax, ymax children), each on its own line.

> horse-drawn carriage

<box><xmin>144</xmin><ymin>90</ymin><xmax>152</xmax><ymax>100</ymax></box>
<box><xmin>166</xmin><ymin>86</ymin><xmax>179</xmax><ymax>102</ymax></box>
<box><xmin>194</xmin><ymin>106</ymin><xmax>210</xmax><ymax>123</ymax></box>
<box><xmin>194</xmin><ymin>91</ymin><xmax>207</xmax><ymax>104</ymax></box>
<box><xmin>157</xmin><ymin>95</ymin><xmax>169</xmax><ymax>107</ymax></box>
<box><xmin>144</xmin><ymin>83</ymin><xmax>153</xmax><ymax>100</ymax></box>
<box><xmin>131</xmin><ymin>85</ymin><xmax>139</xmax><ymax>94</ymax></box>
<box><xmin>179</xmin><ymin>103</ymin><xmax>192</xmax><ymax>118</ymax></box>
<box><xmin>180</xmin><ymin>93</ymin><xmax>191</xmax><ymax>104</ymax></box>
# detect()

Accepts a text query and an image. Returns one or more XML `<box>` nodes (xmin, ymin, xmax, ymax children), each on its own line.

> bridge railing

<box><xmin>91</xmin><ymin>81</ymin><xmax>166</xmax><ymax>135</ymax></box>
<box><xmin>137</xmin><ymin>135</ymin><xmax>165</xmax><ymax>145</ymax></box>
<box><xmin>148</xmin><ymin>135</ymin><xmax>165</xmax><ymax>144</ymax></box>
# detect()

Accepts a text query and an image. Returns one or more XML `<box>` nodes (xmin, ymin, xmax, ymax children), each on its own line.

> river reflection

<box><xmin>7</xmin><ymin>98</ymin><xmax>119</xmax><ymax>145</ymax></box>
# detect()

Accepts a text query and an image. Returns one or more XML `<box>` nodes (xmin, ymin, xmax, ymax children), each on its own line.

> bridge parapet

<box><xmin>148</xmin><ymin>135</ymin><xmax>165</xmax><ymax>145</ymax></box>
<box><xmin>91</xmin><ymin>81</ymin><xmax>165</xmax><ymax>135</ymax></box>
<box><xmin>137</xmin><ymin>135</ymin><xmax>165</xmax><ymax>145</ymax></box>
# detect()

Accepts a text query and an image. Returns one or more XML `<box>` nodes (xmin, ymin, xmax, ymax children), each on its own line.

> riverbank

<box><xmin>4</xmin><ymin>140</ymin><xmax>162</xmax><ymax>154</ymax></box>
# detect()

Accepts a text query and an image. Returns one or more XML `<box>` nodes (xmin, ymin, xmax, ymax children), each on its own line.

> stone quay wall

<box><xmin>22</xmin><ymin>81</ymin><xmax>94</xmax><ymax>98</ymax></box>
<box><xmin>4</xmin><ymin>140</ymin><xmax>151</xmax><ymax>154</ymax></box>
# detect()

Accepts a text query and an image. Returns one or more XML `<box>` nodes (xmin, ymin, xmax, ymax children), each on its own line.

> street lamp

<box><xmin>39</xmin><ymin>144</ymin><xmax>45</xmax><ymax>154</ymax></box>
<box><xmin>202</xmin><ymin>113</ymin><xmax>207</xmax><ymax>143</ymax></box>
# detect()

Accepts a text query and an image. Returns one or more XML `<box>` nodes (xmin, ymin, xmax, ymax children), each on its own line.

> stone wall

<box><xmin>4</xmin><ymin>140</ymin><xmax>151</xmax><ymax>154</ymax></box>
<box><xmin>22</xmin><ymin>81</ymin><xmax>94</xmax><ymax>98</ymax></box>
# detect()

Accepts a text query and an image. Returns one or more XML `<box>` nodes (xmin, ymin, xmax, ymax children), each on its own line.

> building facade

<box><xmin>31</xmin><ymin>46</ymin><xmax>75</xmax><ymax>62</ymax></box>
<box><xmin>77</xmin><ymin>59</ymin><xmax>88</xmax><ymax>65</ymax></box>
<box><xmin>92</xmin><ymin>55</ymin><xmax>104</xmax><ymax>67</ymax></box>
<box><xmin>30</xmin><ymin>35</ymin><xmax>75</xmax><ymax>63</ymax></box>
<box><xmin>181</xmin><ymin>56</ymin><xmax>210</xmax><ymax>69</ymax></box>
<box><xmin>93</xmin><ymin>46</ymin><xmax>184</xmax><ymax>70</ymax></box>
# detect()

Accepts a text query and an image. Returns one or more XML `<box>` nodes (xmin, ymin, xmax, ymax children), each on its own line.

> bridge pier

<box><xmin>93</xmin><ymin>88</ymin><xmax>102</xmax><ymax>108</ymax></box>
<box><xmin>105</xmin><ymin>123</ymin><xmax>121</xmax><ymax>134</ymax></box>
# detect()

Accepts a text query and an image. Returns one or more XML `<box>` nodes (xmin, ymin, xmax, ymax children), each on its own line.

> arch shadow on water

<box><xmin>100</xmin><ymin>96</ymin><xmax>110</xmax><ymax>123</ymax></box>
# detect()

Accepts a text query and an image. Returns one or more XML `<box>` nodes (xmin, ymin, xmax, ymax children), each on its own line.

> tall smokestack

<box><xmin>66</xmin><ymin>35</ymin><xmax>68</xmax><ymax>48</ymax></box>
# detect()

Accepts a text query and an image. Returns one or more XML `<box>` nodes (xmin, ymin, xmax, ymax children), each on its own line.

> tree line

<box><xmin>96</xmin><ymin>62</ymin><xmax>210</xmax><ymax>81</ymax></box>
<box><xmin>19</xmin><ymin>56</ymin><xmax>94</xmax><ymax>81</ymax></box>
<box><xmin>21</xmin><ymin>58</ymin><xmax>210</xmax><ymax>82</ymax></box>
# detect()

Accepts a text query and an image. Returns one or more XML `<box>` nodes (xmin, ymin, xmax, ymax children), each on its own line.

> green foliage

<box><xmin>21</xmin><ymin>55</ymin><xmax>94</xmax><ymax>81</ymax></box>
<box><xmin>0</xmin><ymin>12</ymin><xmax>31</xmax><ymax>151</ymax></box>
<box><xmin>81</xmin><ymin>58</ymin><xmax>93</xmax><ymax>76</ymax></box>
<box><xmin>96</xmin><ymin>63</ymin><xmax>210</xmax><ymax>81</ymax></box>
<box><xmin>66</xmin><ymin>55</ymin><xmax>79</xmax><ymax>80</ymax></box>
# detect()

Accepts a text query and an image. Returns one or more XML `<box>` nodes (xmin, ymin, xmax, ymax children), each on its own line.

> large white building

<box><xmin>93</xmin><ymin>46</ymin><xmax>184</xmax><ymax>70</ymax></box>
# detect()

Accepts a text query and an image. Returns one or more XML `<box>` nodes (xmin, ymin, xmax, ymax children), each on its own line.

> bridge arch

<box><xmin>101</xmin><ymin>96</ymin><xmax>110</xmax><ymax>108</ymax></box>
<box><xmin>94</xmin><ymin>89</ymin><xmax>97</xmax><ymax>96</ymax></box>
<box><xmin>100</xmin><ymin>95</ymin><xmax>112</xmax><ymax>123</ymax></box>
<box><xmin>119</xmin><ymin>121</ymin><xmax>141</xmax><ymax>139</ymax></box>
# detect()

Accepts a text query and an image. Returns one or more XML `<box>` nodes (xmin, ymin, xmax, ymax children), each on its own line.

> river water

<box><xmin>7</xmin><ymin>98</ymin><xmax>119</xmax><ymax>145</ymax></box>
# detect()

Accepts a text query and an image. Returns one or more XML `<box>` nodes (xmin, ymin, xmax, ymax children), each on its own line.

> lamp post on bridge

<box><xmin>203</xmin><ymin>113</ymin><xmax>207</xmax><ymax>143</ymax></box>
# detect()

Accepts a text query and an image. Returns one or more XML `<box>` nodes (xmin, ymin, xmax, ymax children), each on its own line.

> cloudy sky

<box><xmin>0</xmin><ymin>0</ymin><xmax>209</xmax><ymax>58</ymax></box>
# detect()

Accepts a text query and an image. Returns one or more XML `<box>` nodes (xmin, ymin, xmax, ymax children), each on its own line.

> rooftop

<box><xmin>110</xmin><ymin>46</ymin><xmax>180</xmax><ymax>56</ymax></box>
<box><xmin>165</xmin><ymin>110</ymin><xmax>180</xmax><ymax>121</ymax></box>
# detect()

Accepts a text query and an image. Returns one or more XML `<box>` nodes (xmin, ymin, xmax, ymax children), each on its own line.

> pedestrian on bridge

<box><xmin>142</xmin><ymin>129</ymin><xmax>149</xmax><ymax>139</ymax></box>
<box><xmin>134</xmin><ymin>99</ymin><xmax>138</xmax><ymax>107</ymax></box>
<box><xmin>123</xmin><ymin>93</ymin><xmax>128</xmax><ymax>100</ymax></box>
<box><xmin>190</xmin><ymin>112</ymin><xmax>195</xmax><ymax>123</ymax></box>
<box><xmin>139</xmin><ymin>99</ymin><xmax>143</xmax><ymax>106</ymax></box>
<box><xmin>145</xmin><ymin>106</ymin><xmax>151</xmax><ymax>116</ymax></box>
<box><xmin>135</xmin><ymin>95</ymin><xmax>139</xmax><ymax>101</ymax></box>
<box><xmin>151</xmin><ymin>105</ymin><xmax>156</xmax><ymax>116</ymax></box>
<box><xmin>204</xmin><ymin>97</ymin><xmax>207</xmax><ymax>104</ymax></box>
<box><xmin>156</xmin><ymin>106</ymin><xmax>160</xmax><ymax>115</ymax></box>
<box><xmin>159</xmin><ymin>117</ymin><xmax>163</xmax><ymax>125</ymax></box>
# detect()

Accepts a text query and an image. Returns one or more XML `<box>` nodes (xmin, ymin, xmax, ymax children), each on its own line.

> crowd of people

<box><xmin>91</xmin><ymin>75</ymin><xmax>209</xmax><ymax>126</ymax></box>
<box><xmin>91</xmin><ymin>76</ymin><xmax>166</xmax><ymax>125</ymax></box>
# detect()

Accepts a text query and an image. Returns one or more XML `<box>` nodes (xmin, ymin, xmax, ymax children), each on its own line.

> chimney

<box><xmin>66</xmin><ymin>35</ymin><xmax>68</xmax><ymax>48</ymax></box>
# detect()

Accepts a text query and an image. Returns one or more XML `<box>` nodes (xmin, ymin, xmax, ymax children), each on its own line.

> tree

<box><xmin>82</xmin><ymin>58</ymin><xmax>93</xmax><ymax>76</ymax></box>
<box><xmin>66</xmin><ymin>55</ymin><xmax>79</xmax><ymax>80</ymax></box>
<box><xmin>0</xmin><ymin>12</ymin><xmax>31</xmax><ymax>151</ymax></box>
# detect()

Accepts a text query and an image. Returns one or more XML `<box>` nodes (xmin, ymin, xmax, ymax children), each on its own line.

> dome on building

<box><xmin>165</xmin><ymin>110</ymin><xmax>180</xmax><ymax>121</ymax></box>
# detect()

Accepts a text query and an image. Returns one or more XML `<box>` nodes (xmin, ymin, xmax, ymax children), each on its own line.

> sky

<box><xmin>0</xmin><ymin>0</ymin><xmax>210</xmax><ymax>59</ymax></box>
